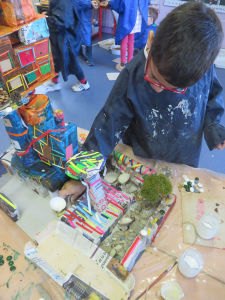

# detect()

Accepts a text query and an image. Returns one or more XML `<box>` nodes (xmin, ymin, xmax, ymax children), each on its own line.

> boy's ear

<box><xmin>146</xmin><ymin>30</ymin><xmax>154</xmax><ymax>53</ymax></box>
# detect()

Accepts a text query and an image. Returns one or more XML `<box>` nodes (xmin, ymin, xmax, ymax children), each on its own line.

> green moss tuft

<box><xmin>140</xmin><ymin>174</ymin><xmax>172</xmax><ymax>206</ymax></box>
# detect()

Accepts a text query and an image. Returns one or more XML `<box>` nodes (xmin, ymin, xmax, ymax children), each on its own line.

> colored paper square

<box><xmin>8</xmin><ymin>76</ymin><xmax>23</xmax><ymax>90</ymax></box>
<box><xmin>40</xmin><ymin>62</ymin><xmax>51</xmax><ymax>75</ymax></box>
<box><xmin>25</xmin><ymin>71</ymin><xmax>37</xmax><ymax>84</ymax></box>
<box><xmin>18</xmin><ymin>48</ymin><xmax>35</xmax><ymax>67</ymax></box>
<box><xmin>34</xmin><ymin>40</ymin><xmax>49</xmax><ymax>58</ymax></box>
<box><xmin>0</xmin><ymin>58</ymin><xmax>12</xmax><ymax>73</ymax></box>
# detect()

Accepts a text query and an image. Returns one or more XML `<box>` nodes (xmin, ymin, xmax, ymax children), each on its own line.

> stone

<box><xmin>104</xmin><ymin>172</ymin><xmax>118</xmax><ymax>184</ymax></box>
<box><xmin>118</xmin><ymin>173</ymin><xmax>130</xmax><ymax>184</ymax></box>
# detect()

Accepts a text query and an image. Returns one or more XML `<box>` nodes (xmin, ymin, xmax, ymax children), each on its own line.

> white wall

<box><xmin>156</xmin><ymin>1</ymin><xmax>225</xmax><ymax>48</ymax></box>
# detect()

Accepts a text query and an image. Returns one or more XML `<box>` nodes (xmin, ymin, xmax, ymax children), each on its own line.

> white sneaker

<box><xmin>72</xmin><ymin>81</ymin><xmax>90</xmax><ymax>92</ymax></box>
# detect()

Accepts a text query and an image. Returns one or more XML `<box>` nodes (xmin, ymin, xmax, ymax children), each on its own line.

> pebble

<box><xmin>104</xmin><ymin>172</ymin><xmax>118</xmax><ymax>184</ymax></box>
<box><xmin>182</xmin><ymin>175</ymin><xmax>189</xmax><ymax>181</ymax></box>
<box><xmin>118</xmin><ymin>173</ymin><xmax>130</xmax><ymax>184</ymax></box>
<box><xmin>114</xmin><ymin>245</ymin><xmax>123</xmax><ymax>251</ymax></box>
<box><xmin>109</xmin><ymin>249</ymin><xmax>117</xmax><ymax>257</ymax></box>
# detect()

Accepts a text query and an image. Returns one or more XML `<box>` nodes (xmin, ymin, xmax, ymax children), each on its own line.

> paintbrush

<box><xmin>135</xmin><ymin>260</ymin><xmax>177</xmax><ymax>300</ymax></box>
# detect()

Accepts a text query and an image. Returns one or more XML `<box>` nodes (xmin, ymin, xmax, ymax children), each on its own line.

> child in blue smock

<box><xmin>77</xmin><ymin>0</ymin><xmax>99</xmax><ymax>66</ymax></box>
<box><xmin>135</xmin><ymin>6</ymin><xmax>158</xmax><ymax>51</ymax></box>
<box><xmin>100</xmin><ymin>0</ymin><xmax>149</xmax><ymax>71</ymax></box>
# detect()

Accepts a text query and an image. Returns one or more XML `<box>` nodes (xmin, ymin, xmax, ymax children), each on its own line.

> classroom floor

<box><xmin>0</xmin><ymin>39</ymin><xmax>225</xmax><ymax>173</ymax></box>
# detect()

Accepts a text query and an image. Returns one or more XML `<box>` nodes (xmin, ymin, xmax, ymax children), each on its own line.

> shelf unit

<box><xmin>0</xmin><ymin>15</ymin><xmax>55</xmax><ymax>118</ymax></box>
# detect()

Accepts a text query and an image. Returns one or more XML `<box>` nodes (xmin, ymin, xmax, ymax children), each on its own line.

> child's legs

<box><xmin>120</xmin><ymin>35</ymin><xmax>128</xmax><ymax>65</ymax></box>
<box><xmin>70</xmin><ymin>51</ymin><xmax>86</xmax><ymax>82</ymax></box>
<box><xmin>127</xmin><ymin>33</ymin><xmax>134</xmax><ymax>63</ymax></box>
<box><xmin>86</xmin><ymin>45</ymin><xmax>93</xmax><ymax>62</ymax></box>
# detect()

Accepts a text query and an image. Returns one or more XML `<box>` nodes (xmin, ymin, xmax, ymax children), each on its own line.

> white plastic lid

<box><xmin>196</xmin><ymin>214</ymin><xmax>220</xmax><ymax>240</ymax></box>
<box><xmin>178</xmin><ymin>248</ymin><xmax>203</xmax><ymax>278</ymax></box>
<box><xmin>161</xmin><ymin>281</ymin><xmax>184</xmax><ymax>300</ymax></box>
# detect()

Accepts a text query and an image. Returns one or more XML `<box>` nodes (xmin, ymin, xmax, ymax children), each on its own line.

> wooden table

<box><xmin>0</xmin><ymin>143</ymin><xmax>225</xmax><ymax>299</ymax></box>
<box><xmin>117</xmin><ymin>145</ymin><xmax>225</xmax><ymax>299</ymax></box>
<box><xmin>0</xmin><ymin>211</ymin><xmax>65</xmax><ymax>300</ymax></box>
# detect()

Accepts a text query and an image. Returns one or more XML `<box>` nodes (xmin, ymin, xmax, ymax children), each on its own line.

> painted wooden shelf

<box><xmin>0</xmin><ymin>14</ymin><xmax>45</xmax><ymax>37</ymax></box>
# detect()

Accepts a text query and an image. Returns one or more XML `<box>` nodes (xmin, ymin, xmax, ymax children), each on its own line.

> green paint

<box><xmin>13</xmin><ymin>251</ymin><xmax>20</xmax><ymax>261</ymax></box>
<box><xmin>10</xmin><ymin>265</ymin><xmax>16</xmax><ymax>271</ymax></box>
<box><xmin>12</xmin><ymin>283</ymin><xmax>34</xmax><ymax>300</ymax></box>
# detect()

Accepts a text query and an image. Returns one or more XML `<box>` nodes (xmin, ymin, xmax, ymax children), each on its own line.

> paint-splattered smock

<box><xmin>83</xmin><ymin>50</ymin><xmax>225</xmax><ymax>167</ymax></box>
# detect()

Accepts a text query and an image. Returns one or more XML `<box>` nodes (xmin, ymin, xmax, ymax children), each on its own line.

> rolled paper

<box><xmin>112</xmin><ymin>150</ymin><xmax>155</xmax><ymax>175</ymax></box>
<box><xmin>65</xmin><ymin>151</ymin><xmax>107</xmax><ymax>213</ymax></box>
<box><xmin>88</xmin><ymin>173</ymin><xmax>108</xmax><ymax>212</ymax></box>
<box><xmin>65</xmin><ymin>150</ymin><xmax>105</xmax><ymax>180</ymax></box>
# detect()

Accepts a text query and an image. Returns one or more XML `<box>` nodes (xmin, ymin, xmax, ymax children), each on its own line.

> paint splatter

<box><xmin>174</xmin><ymin>99</ymin><xmax>192</xmax><ymax>119</ymax></box>
<box><xmin>114</xmin><ymin>125</ymin><xmax>128</xmax><ymax>142</ymax></box>
<box><xmin>196</xmin><ymin>198</ymin><xmax>205</xmax><ymax>220</ymax></box>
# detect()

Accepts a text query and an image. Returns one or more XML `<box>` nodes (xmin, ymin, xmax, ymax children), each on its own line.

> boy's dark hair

<box><xmin>151</xmin><ymin>2</ymin><xmax>224</xmax><ymax>87</ymax></box>
<box><xmin>149</xmin><ymin>7</ymin><xmax>159</xmax><ymax>23</ymax></box>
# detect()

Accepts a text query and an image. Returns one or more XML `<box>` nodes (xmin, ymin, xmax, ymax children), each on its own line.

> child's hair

<box><xmin>150</xmin><ymin>2</ymin><xmax>224</xmax><ymax>88</ymax></box>
<box><xmin>148</xmin><ymin>7</ymin><xmax>159</xmax><ymax>23</ymax></box>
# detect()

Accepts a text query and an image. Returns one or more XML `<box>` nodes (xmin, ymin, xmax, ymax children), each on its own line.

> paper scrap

<box><xmin>0</xmin><ymin>58</ymin><xmax>12</xmax><ymax>73</ymax></box>
<box><xmin>112</xmin><ymin>57</ymin><xmax>120</xmax><ymax>63</ymax></box>
<box><xmin>106</xmin><ymin>73</ymin><xmax>119</xmax><ymax>81</ymax></box>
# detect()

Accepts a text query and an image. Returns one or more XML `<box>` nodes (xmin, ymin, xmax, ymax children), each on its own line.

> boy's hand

<box><xmin>215</xmin><ymin>141</ymin><xmax>225</xmax><ymax>150</ymax></box>
<box><xmin>100</xmin><ymin>1</ymin><xmax>109</xmax><ymax>7</ymax></box>
<box><xmin>58</xmin><ymin>180</ymin><xmax>86</xmax><ymax>201</ymax></box>
<box><xmin>91</xmin><ymin>1</ymin><xmax>99</xmax><ymax>9</ymax></box>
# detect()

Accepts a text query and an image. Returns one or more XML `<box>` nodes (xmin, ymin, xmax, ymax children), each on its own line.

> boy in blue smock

<box><xmin>83</xmin><ymin>2</ymin><xmax>225</xmax><ymax>168</ymax></box>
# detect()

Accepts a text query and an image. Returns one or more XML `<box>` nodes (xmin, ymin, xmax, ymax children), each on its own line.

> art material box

<box><xmin>24</xmin><ymin>221</ymin><xmax>135</xmax><ymax>300</ymax></box>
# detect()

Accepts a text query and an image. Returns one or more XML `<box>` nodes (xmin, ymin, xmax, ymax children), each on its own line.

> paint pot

<box><xmin>50</xmin><ymin>197</ymin><xmax>66</xmax><ymax>212</ymax></box>
<box><xmin>161</xmin><ymin>281</ymin><xmax>184</xmax><ymax>300</ymax></box>
<box><xmin>196</xmin><ymin>214</ymin><xmax>220</xmax><ymax>240</ymax></box>
<box><xmin>178</xmin><ymin>248</ymin><xmax>203</xmax><ymax>278</ymax></box>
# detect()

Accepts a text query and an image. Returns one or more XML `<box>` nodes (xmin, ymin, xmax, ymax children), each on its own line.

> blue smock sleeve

<box><xmin>109</xmin><ymin>0</ymin><xmax>125</xmax><ymax>13</ymax></box>
<box><xmin>73</xmin><ymin>0</ymin><xmax>92</xmax><ymax>10</ymax></box>
<box><xmin>82</xmin><ymin>69</ymin><xmax>134</xmax><ymax>157</ymax></box>
<box><xmin>204</xmin><ymin>66</ymin><xmax>225</xmax><ymax>150</ymax></box>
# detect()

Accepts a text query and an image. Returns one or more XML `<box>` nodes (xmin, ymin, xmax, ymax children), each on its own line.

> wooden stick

<box><xmin>135</xmin><ymin>261</ymin><xmax>178</xmax><ymax>300</ymax></box>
